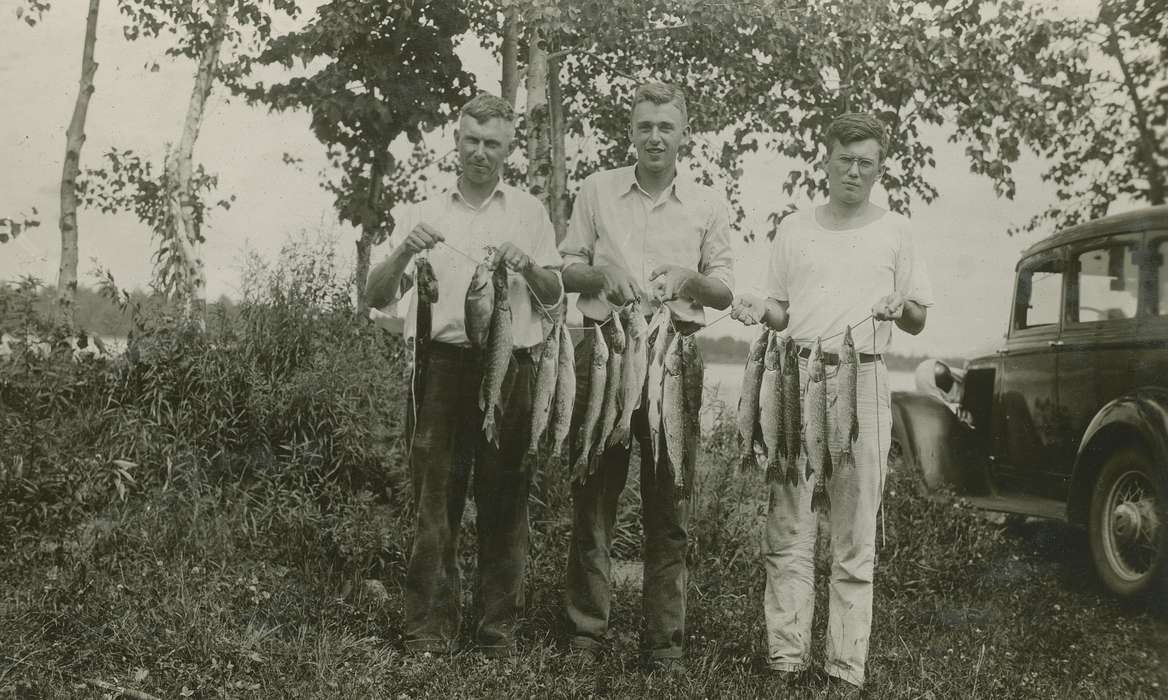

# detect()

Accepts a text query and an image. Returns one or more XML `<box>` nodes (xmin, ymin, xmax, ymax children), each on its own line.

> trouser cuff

<box><xmin>824</xmin><ymin>663</ymin><xmax>864</xmax><ymax>687</ymax></box>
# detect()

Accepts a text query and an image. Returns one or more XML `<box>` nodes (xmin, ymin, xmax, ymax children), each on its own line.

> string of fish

<box><xmin>736</xmin><ymin>310</ymin><xmax>892</xmax><ymax>518</ymax></box>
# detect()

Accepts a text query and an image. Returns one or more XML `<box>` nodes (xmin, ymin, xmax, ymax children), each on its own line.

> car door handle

<box><xmin>1048</xmin><ymin>340</ymin><xmax>1064</xmax><ymax>348</ymax></box>
<box><xmin>996</xmin><ymin>347</ymin><xmax>1009</xmax><ymax>355</ymax></box>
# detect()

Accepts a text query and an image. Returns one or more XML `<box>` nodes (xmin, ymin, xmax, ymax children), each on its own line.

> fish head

<box><xmin>592</xmin><ymin>324</ymin><xmax>609</xmax><ymax>365</ymax></box>
<box><xmin>750</xmin><ymin>329</ymin><xmax>769</xmax><ymax>361</ymax></box>
<box><xmin>468</xmin><ymin>263</ymin><xmax>492</xmax><ymax>292</ymax></box>
<box><xmin>763</xmin><ymin>332</ymin><xmax>780</xmax><ymax>370</ymax></box>
<box><xmin>664</xmin><ymin>335</ymin><xmax>683</xmax><ymax>375</ymax></box>
<box><xmin>808</xmin><ymin>339</ymin><xmax>825</xmax><ymax>380</ymax></box>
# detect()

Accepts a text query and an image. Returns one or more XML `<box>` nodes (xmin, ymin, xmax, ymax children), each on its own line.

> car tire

<box><xmin>1087</xmin><ymin>446</ymin><xmax>1167</xmax><ymax>598</ymax></box>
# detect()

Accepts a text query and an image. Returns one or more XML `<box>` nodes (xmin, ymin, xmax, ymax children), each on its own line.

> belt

<box><xmin>797</xmin><ymin>346</ymin><xmax>882</xmax><ymax>365</ymax></box>
<box><xmin>428</xmin><ymin>340</ymin><xmax>535</xmax><ymax>361</ymax></box>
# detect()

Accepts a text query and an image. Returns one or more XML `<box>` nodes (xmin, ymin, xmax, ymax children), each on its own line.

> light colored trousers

<box><xmin>763</xmin><ymin>358</ymin><xmax>891</xmax><ymax>687</ymax></box>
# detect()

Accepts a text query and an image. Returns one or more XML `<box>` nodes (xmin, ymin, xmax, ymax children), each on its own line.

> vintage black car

<box><xmin>892</xmin><ymin>205</ymin><xmax>1168</xmax><ymax>597</ymax></box>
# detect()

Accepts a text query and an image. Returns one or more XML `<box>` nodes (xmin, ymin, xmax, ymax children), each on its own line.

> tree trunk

<box><xmin>165</xmin><ymin>0</ymin><xmax>230</xmax><ymax>321</ymax></box>
<box><xmin>1104</xmin><ymin>21</ymin><xmax>1166</xmax><ymax>205</ymax></box>
<box><xmin>57</xmin><ymin>0</ymin><xmax>101</xmax><ymax>326</ymax></box>
<box><xmin>500</xmin><ymin>6</ymin><xmax>519</xmax><ymax>107</ymax></box>
<box><xmin>547</xmin><ymin>53</ymin><xmax>568</xmax><ymax>243</ymax></box>
<box><xmin>355</xmin><ymin>152</ymin><xmax>388</xmax><ymax>318</ymax></box>
<box><xmin>525</xmin><ymin>25</ymin><xmax>551</xmax><ymax>203</ymax></box>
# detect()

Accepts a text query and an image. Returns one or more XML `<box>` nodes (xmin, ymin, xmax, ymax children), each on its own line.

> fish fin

<box><xmin>811</xmin><ymin>480</ymin><xmax>830</xmax><ymax>513</ymax></box>
<box><xmin>785</xmin><ymin>464</ymin><xmax>800</xmax><ymax>486</ymax></box>
<box><xmin>765</xmin><ymin>459</ymin><xmax>783</xmax><ymax>484</ymax></box>
<box><xmin>849</xmin><ymin>417</ymin><xmax>859</xmax><ymax>444</ymax></box>
<box><xmin>825</xmin><ymin>449</ymin><xmax>834</xmax><ymax>481</ymax></box>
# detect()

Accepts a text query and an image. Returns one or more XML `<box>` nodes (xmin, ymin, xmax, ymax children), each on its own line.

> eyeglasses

<box><xmin>834</xmin><ymin>154</ymin><xmax>879</xmax><ymax>175</ymax></box>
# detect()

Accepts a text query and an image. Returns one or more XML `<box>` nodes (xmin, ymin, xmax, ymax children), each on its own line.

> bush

<box><xmin>0</xmin><ymin>238</ymin><xmax>410</xmax><ymax>554</ymax></box>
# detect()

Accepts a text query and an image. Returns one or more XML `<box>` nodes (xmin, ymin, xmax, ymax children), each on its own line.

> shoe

<box><xmin>824</xmin><ymin>672</ymin><xmax>863</xmax><ymax>697</ymax></box>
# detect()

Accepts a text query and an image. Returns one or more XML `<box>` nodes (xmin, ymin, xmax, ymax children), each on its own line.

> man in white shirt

<box><xmin>366</xmin><ymin>93</ymin><xmax>563</xmax><ymax>657</ymax></box>
<box><xmin>732</xmin><ymin>113</ymin><xmax>934</xmax><ymax>689</ymax></box>
<box><xmin>558</xmin><ymin>81</ymin><xmax>734</xmax><ymax>670</ymax></box>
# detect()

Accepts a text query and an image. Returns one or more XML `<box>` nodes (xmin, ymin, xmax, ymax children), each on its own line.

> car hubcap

<box><xmin>1103</xmin><ymin>470</ymin><xmax>1160</xmax><ymax>582</ymax></box>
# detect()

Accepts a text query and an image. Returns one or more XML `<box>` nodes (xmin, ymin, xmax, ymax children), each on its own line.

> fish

<box><xmin>480</xmin><ymin>265</ymin><xmax>512</xmax><ymax>446</ymax></box>
<box><xmin>415</xmin><ymin>256</ymin><xmax>439</xmax><ymax>303</ymax></box>
<box><xmin>549</xmin><ymin>317</ymin><xmax>576</xmax><ymax>458</ymax></box>
<box><xmin>610</xmin><ymin>306</ymin><xmax>649</xmax><ymax>449</ymax></box>
<box><xmin>836</xmin><ymin>325</ymin><xmax>860</xmax><ymax>472</ymax></box>
<box><xmin>645</xmin><ymin>306</ymin><xmax>672</xmax><ymax>466</ymax></box>
<box><xmin>780</xmin><ymin>337</ymin><xmax>801</xmax><ymax>485</ymax></box>
<box><xmin>805</xmin><ymin>338</ymin><xmax>832</xmax><ymax>513</ymax></box>
<box><xmin>679</xmin><ymin>334</ymin><xmax>704</xmax><ymax>496</ymax></box>
<box><xmin>573</xmin><ymin>324</ymin><xmax>609</xmax><ymax>483</ymax></box>
<box><xmin>527</xmin><ymin>318</ymin><xmax>561</xmax><ymax>455</ymax></box>
<box><xmin>595</xmin><ymin>312</ymin><xmax>625</xmax><ymax>461</ymax></box>
<box><xmin>464</xmin><ymin>261</ymin><xmax>494</xmax><ymax>348</ymax></box>
<box><xmin>758</xmin><ymin>333</ymin><xmax>783</xmax><ymax>483</ymax></box>
<box><xmin>737</xmin><ymin>328</ymin><xmax>770</xmax><ymax>472</ymax></box>
<box><xmin>661</xmin><ymin>332</ymin><xmax>685</xmax><ymax>488</ymax></box>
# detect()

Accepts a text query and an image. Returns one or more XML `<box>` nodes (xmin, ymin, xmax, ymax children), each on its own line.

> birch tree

<box><xmin>16</xmin><ymin>0</ymin><xmax>101</xmax><ymax>324</ymax></box>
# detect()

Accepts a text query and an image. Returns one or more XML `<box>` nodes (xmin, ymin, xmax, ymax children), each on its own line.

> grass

<box><xmin>2</xmin><ymin>428</ymin><xmax>1167</xmax><ymax>699</ymax></box>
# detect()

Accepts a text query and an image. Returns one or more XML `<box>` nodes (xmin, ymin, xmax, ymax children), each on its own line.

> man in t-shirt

<box><xmin>731</xmin><ymin>113</ymin><xmax>933</xmax><ymax>688</ymax></box>
<box><xmin>558</xmin><ymin>81</ymin><xmax>735</xmax><ymax>670</ymax></box>
<box><xmin>366</xmin><ymin>93</ymin><xmax>563</xmax><ymax>657</ymax></box>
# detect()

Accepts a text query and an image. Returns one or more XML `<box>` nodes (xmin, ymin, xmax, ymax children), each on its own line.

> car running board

<box><xmin>960</xmin><ymin>494</ymin><xmax>1068</xmax><ymax>522</ymax></box>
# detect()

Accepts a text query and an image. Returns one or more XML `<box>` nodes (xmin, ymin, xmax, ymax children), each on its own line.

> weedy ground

<box><xmin>2</xmin><ymin>427</ymin><xmax>1165</xmax><ymax>699</ymax></box>
<box><xmin>2</xmin><ymin>272</ymin><xmax>1165</xmax><ymax>699</ymax></box>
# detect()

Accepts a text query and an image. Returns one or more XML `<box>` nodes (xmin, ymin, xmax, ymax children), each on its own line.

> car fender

<box><xmin>1068</xmin><ymin>387</ymin><xmax>1168</xmax><ymax>525</ymax></box>
<box><xmin>892</xmin><ymin>390</ymin><xmax>990</xmax><ymax>495</ymax></box>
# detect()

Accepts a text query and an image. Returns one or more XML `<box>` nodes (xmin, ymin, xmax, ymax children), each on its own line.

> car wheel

<box><xmin>1087</xmin><ymin>446</ymin><xmax>1167</xmax><ymax>598</ymax></box>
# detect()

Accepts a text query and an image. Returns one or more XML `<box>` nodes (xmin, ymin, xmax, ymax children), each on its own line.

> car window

<box><xmin>1152</xmin><ymin>238</ymin><xmax>1168</xmax><ymax>316</ymax></box>
<box><xmin>1014</xmin><ymin>256</ymin><xmax>1063</xmax><ymax>330</ymax></box>
<box><xmin>1073</xmin><ymin>240</ymin><xmax>1140</xmax><ymax>323</ymax></box>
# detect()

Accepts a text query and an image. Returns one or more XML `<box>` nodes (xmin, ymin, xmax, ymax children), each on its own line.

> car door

<box><xmin>991</xmin><ymin>248</ymin><xmax>1065</xmax><ymax>496</ymax></box>
<box><xmin>1135</xmin><ymin>229</ymin><xmax>1168</xmax><ymax>392</ymax></box>
<box><xmin>1055</xmin><ymin>233</ymin><xmax>1144</xmax><ymax>499</ymax></box>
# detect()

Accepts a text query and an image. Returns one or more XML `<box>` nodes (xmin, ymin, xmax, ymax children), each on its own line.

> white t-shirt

<box><xmin>766</xmin><ymin>207</ymin><xmax>934</xmax><ymax>354</ymax></box>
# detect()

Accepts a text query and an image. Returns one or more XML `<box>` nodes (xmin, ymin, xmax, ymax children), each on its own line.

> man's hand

<box><xmin>649</xmin><ymin>264</ymin><xmax>698</xmax><ymax>303</ymax></box>
<box><xmin>493</xmin><ymin>242</ymin><xmax>534</xmax><ymax>272</ymax></box>
<box><xmin>731</xmin><ymin>294</ymin><xmax>767</xmax><ymax>326</ymax></box>
<box><xmin>398</xmin><ymin>222</ymin><xmax>444</xmax><ymax>256</ymax></box>
<box><xmin>872</xmin><ymin>291</ymin><xmax>906</xmax><ymax>321</ymax></box>
<box><xmin>596</xmin><ymin>264</ymin><xmax>641</xmax><ymax>306</ymax></box>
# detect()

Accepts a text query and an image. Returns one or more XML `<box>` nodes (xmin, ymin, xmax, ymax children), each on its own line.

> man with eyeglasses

<box><xmin>731</xmin><ymin>112</ymin><xmax>933</xmax><ymax>690</ymax></box>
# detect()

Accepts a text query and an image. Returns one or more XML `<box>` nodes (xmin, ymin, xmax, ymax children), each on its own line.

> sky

<box><xmin>0</xmin><ymin>0</ymin><xmax>1111</xmax><ymax>357</ymax></box>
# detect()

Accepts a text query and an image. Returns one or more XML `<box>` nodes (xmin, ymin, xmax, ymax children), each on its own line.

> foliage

<box><xmin>248</xmin><ymin>0</ymin><xmax>476</xmax><ymax>312</ymax></box>
<box><xmin>1013</xmin><ymin>0</ymin><xmax>1167</xmax><ymax>233</ymax></box>
<box><xmin>117</xmin><ymin>0</ymin><xmax>302</xmax><ymax>91</ymax></box>
<box><xmin>79</xmin><ymin>148</ymin><xmax>235</xmax><ymax>297</ymax></box>
<box><xmin>0</xmin><ymin>239</ymin><xmax>409</xmax><ymax>540</ymax></box>
<box><xmin>463</xmin><ymin>0</ymin><xmax>1102</xmax><ymax>240</ymax></box>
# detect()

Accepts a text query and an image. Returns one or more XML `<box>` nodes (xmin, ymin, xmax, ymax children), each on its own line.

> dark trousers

<box><xmin>563</xmin><ymin>328</ymin><xmax>697</xmax><ymax>660</ymax></box>
<box><xmin>403</xmin><ymin>342</ymin><xmax>535</xmax><ymax>654</ymax></box>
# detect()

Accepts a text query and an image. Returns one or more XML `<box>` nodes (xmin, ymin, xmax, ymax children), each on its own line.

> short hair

<box><xmin>824</xmin><ymin>113</ymin><xmax>889</xmax><ymax>161</ymax></box>
<box><xmin>460</xmin><ymin>92</ymin><xmax>516</xmax><ymax>125</ymax></box>
<box><xmin>630</xmin><ymin>81</ymin><xmax>688</xmax><ymax>124</ymax></box>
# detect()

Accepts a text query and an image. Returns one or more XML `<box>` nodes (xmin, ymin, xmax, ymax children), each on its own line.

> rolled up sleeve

<box><xmin>558</xmin><ymin>177</ymin><xmax>597</xmax><ymax>269</ymax></box>
<box><xmin>698</xmin><ymin>200</ymin><xmax>735</xmax><ymax>293</ymax></box>
<box><xmin>896</xmin><ymin>227</ymin><xmax>935</xmax><ymax>307</ymax></box>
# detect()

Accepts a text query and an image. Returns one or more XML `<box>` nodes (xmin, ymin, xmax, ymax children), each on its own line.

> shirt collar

<box><xmin>449</xmin><ymin>179</ymin><xmax>508</xmax><ymax>211</ymax></box>
<box><xmin>621</xmin><ymin>164</ymin><xmax>687</xmax><ymax>204</ymax></box>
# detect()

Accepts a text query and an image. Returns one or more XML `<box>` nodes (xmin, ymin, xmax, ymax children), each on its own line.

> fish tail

<box><xmin>811</xmin><ymin>480</ymin><xmax>830</xmax><ymax>513</ymax></box>
<box><xmin>765</xmin><ymin>460</ymin><xmax>783</xmax><ymax>484</ymax></box>
<box><xmin>784</xmin><ymin>464</ymin><xmax>800</xmax><ymax>486</ymax></box>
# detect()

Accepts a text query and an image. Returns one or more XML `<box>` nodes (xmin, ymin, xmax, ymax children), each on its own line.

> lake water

<box><xmin>700</xmin><ymin>362</ymin><xmax>916</xmax><ymax>423</ymax></box>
